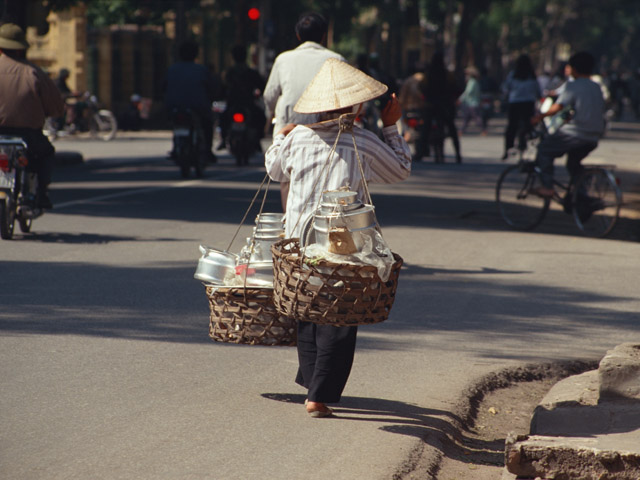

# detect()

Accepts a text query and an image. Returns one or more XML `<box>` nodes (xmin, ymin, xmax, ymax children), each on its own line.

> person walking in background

<box><xmin>53</xmin><ymin>67</ymin><xmax>78</xmax><ymax>129</ymax></box>
<box><xmin>263</xmin><ymin>12</ymin><xmax>345</xmax><ymax>211</ymax></box>
<box><xmin>0</xmin><ymin>23</ymin><xmax>64</xmax><ymax>209</ymax></box>
<box><xmin>218</xmin><ymin>45</ymin><xmax>265</xmax><ymax>153</ymax></box>
<box><xmin>398</xmin><ymin>62</ymin><xmax>428</xmax><ymax>161</ymax></box>
<box><xmin>459</xmin><ymin>66</ymin><xmax>482</xmax><ymax>133</ymax></box>
<box><xmin>420</xmin><ymin>51</ymin><xmax>463</xmax><ymax>163</ymax></box>
<box><xmin>501</xmin><ymin>54</ymin><xmax>541</xmax><ymax>160</ymax></box>
<box><xmin>479</xmin><ymin>66</ymin><xmax>499</xmax><ymax>136</ymax></box>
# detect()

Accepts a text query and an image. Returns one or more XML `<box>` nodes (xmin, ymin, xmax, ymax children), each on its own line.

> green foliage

<box><xmin>17</xmin><ymin>0</ymin><xmax>640</xmax><ymax>72</ymax></box>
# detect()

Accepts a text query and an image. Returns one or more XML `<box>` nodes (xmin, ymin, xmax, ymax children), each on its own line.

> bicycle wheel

<box><xmin>572</xmin><ymin>168</ymin><xmax>622</xmax><ymax>237</ymax></box>
<box><xmin>496</xmin><ymin>162</ymin><xmax>550</xmax><ymax>231</ymax></box>
<box><xmin>89</xmin><ymin>110</ymin><xmax>117</xmax><ymax>141</ymax></box>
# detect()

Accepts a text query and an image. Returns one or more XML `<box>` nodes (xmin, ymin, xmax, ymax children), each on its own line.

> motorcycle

<box><xmin>44</xmin><ymin>92</ymin><xmax>117</xmax><ymax>142</ymax></box>
<box><xmin>0</xmin><ymin>136</ymin><xmax>43</xmax><ymax>240</ymax></box>
<box><xmin>227</xmin><ymin>102</ymin><xmax>263</xmax><ymax>167</ymax></box>
<box><xmin>169</xmin><ymin>107</ymin><xmax>206</xmax><ymax>178</ymax></box>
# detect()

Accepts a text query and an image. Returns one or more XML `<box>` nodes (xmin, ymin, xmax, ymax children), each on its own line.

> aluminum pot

<box><xmin>313</xmin><ymin>204</ymin><xmax>377</xmax><ymax>252</ymax></box>
<box><xmin>242</xmin><ymin>238</ymin><xmax>277</xmax><ymax>263</ymax></box>
<box><xmin>320</xmin><ymin>191</ymin><xmax>362</xmax><ymax>215</ymax></box>
<box><xmin>194</xmin><ymin>245</ymin><xmax>238</xmax><ymax>285</ymax></box>
<box><xmin>322</xmin><ymin>190</ymin><xmax>358</xmax><ymax>206</ymax></box>
<box><xmin>253</xmin><ymin>226</ymin><xmax>283</xmax><ymax>239</ymax></box>
<box><xmin>235</xmin><ymin>260</ymin><xmax>275</xmax><ymax>287</ymax></box>
<box><xmin>255</xmin><ymin>213</ymin><xmax>284</xmax><ymax>229</ymax></box>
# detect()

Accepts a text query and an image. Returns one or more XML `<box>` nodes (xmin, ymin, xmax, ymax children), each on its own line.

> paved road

<box><xmin>1</xmin><ymin>125</ymin><xmax>639</xmax><ymax>479</ymax></box>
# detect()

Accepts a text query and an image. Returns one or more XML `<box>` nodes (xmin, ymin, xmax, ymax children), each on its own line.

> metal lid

<box><xmin>321</xmin><ymin>190</ymin><xmax>358</xmax><ymax>206</ymax></box>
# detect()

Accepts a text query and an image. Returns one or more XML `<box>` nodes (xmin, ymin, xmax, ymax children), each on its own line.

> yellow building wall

<box><xmin>26</xmin><ymin>5</ymin><xmax>88</xmax><ymax>93</ymax></box>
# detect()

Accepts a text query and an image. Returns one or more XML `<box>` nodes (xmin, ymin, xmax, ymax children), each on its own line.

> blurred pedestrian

<box><xmin>263</xmin><ymin>12</ymin><xmax>345</xmax><ymax>211</ymax></box>
<box><xmin>164</xmin><ymin>39</ymin><xmax>218</xmax><ymax>162</ymax></box>
<box><xmin>398</xmin><ymin>62</ymin><xmax>428</xmax><ymax>160</ymax></box>
<box><xmin>219</xmin><ymin>44</ymin><xmax>265</xmax><ymax>152</ymax></box>
<box><xmin>627</xmin><ymin>69</ymin><xmax>640</xmax><ymax>119</ymax></box>
<box><xmin>459</xmin><ymin>66</ymin><xmax>481</xmax><ymax>133</ymax></box>
<box><xmin>501</xmin><ymin>54</ymin><xmax>541</xmax><ymax>159</ymax></box>
<box><xmin>420</xmin><ymin>51</ymin><xmax>462</xmax><ymax>163</ymax></box>
<box><xmin>479</xmin><ymin>66</ymin><xmax>499</xmax><ymax>135</ymax></box>
<box><xmin>607</xmin><ymin>70</ymin><xmax>628</xmax><ymax>120</ymax></box>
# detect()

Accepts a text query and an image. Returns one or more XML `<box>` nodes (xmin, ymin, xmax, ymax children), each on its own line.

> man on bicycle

<box><xmin>531</xmin><ymin>51</ymin><xmax>605</xmax><ymax>198</ymax></box>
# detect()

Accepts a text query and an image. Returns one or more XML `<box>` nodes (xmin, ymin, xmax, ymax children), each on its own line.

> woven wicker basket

<box><xmin>207</xmin><ymin>286</ymin><xmax>297</xmax><ymax>346</ymax></box>
<box><xmin>270</xmin><ymin>238</ymin><xmax>403</xmax><ymax>327</ymax></box>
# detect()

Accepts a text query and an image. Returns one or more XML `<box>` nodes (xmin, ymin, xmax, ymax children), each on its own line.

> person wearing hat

<box><xmin>0</xmin><ymin>23</ymin><xmax>64</xmax><ymax>209</ymax></box>
<box><xmin>265</xmin><ymin>58</ymin><xmax>411</xmax><ymax>418</ymax></box>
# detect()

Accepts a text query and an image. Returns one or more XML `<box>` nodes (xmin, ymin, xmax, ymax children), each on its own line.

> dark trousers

<box><xmin>536</xmin><ymin>131</ymin><xmax>598</xmax><ymax>188</ymax></box>
<box><xmin>505</xmin><ymin>101</ymin><xmax>535</xmax><ymax>152</ymax></box>
<box><xmin>421</xmin><ymin>106</ymin><xmax>461</xmax><ymax>160</ymax></box>
<box><xmin>295</xmin><ymin>320</ymin><xmax>358</xmax><ymax>404</ymax></box>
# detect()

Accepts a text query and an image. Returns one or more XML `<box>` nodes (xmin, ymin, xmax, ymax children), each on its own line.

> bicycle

<box><xmin>495</xmin><ymin>126</ymin><xmax>623</xmax><ymax>238</ymax></box>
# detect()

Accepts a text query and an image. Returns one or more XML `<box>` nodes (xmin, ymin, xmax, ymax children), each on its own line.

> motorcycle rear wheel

<box><xmin>0</xmin><ymin>198</ymin><xmax>16</xmax><ymax>240</ymax></box>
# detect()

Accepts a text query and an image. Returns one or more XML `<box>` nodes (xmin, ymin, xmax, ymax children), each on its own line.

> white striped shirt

<box><xmin>265</xmin><ymin>119</ymin><xmax>412</xmax><ymax>238</ymax></box>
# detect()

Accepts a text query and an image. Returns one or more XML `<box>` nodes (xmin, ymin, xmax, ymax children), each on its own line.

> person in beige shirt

<box><xmin>0</xmin><ymin>23</ymin><xmax>64</xmax><ymax>209</ymax></box>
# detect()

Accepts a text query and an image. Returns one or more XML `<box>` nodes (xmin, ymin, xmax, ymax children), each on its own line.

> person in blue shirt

<box><xmin>502</xmin><ymin>54</ymin><xmax>541</xmax><ymax>159</ymax></box>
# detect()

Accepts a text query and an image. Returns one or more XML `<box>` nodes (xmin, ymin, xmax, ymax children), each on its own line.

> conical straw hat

<box><xmin>294</xmin><ymin>58</ymin><xmax>388</xmax><ymax>114</ymax></box>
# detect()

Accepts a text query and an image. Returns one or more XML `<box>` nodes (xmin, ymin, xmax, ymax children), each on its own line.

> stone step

<box><xmin>505</xmin><ymin>343</ymin><xmax>640</xmax><ymax>479</ymax></box>
<box><xmin>505</xmin><ymin>432</ymin><xmax>640</xmax><ymax>480</ymax></box>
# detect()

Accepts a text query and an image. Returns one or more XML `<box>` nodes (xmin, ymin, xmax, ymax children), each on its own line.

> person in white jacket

<box><xmin>263</xmin><ymin>12</ymin><xmax>344</xmax><ymax>211</ymax></box>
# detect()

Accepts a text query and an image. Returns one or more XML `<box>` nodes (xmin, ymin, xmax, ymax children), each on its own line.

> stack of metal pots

<box><xmin>236</xmin><ymin>213</ymin><xmax>284</xmax><ymax>287</ymax></box>
<box><xmin>311</xmin><ymin>191</ymin><xmax>377</xmax><ymax>253</ymax></box>
<box><xmin>194</xmin><ymin>213</ymin><xmax>284</xmax><ymax>288</ymax></box>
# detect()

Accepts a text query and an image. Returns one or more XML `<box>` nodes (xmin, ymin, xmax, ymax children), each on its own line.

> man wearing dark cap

<box><xmin>0</xmin><ymin>23</ymin><xmax>64</xmax><ymax>209</ymax></box>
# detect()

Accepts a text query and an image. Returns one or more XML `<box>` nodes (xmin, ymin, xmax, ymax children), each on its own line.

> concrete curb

<box><xmin>397</xmin><ymin>361</ymin><xmax>596</xmax><ymax>479</ymax></box>
<box><xmin>505</xmin><ymin>344</ymin><xmax>640</xmax><ymax>480</ymax></box>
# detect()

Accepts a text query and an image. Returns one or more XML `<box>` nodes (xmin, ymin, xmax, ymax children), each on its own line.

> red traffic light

<box><xmin>233</xmin><ymin>112</ymin><xmax>246</xmax><ymax>123</ymax></box>
<box><xmin>247</xmin><ymin>8</ymin><xmax>260</xmax><ymax>21</ymax></box>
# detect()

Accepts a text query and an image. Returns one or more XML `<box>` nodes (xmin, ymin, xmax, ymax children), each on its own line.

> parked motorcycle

<box><xmin>169</xmin><ymin>107</ymin><xmax>206</xmax><ymax>178</ymax></box>
<box><xmin>0</xmin><ymin>136</ymin><xmax>43</xmax><ymax>240</ymax></box>
<box><xmin>44</xmin><ymin>92</ymin><xmax>117</xmax><ymax>141</ymax></box>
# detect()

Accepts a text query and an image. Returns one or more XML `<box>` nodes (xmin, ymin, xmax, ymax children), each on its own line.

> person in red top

<box><xmin>0</xmin><ymin>23</ymin><xmax>64</xmax><ymax>209</ymax></box>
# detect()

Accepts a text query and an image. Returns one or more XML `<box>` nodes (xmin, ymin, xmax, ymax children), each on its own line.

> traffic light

<box><xmin>246</xmin><ymin>6</ymin><xmax>260</xmax><ymax>43</ymax></box>
<box><xmin>247</xmin><ymin>7</ymin><xmax>260</xmax><ymax>21</ymax></box>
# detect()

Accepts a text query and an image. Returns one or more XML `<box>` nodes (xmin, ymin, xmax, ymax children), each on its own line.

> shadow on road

<box><xmin>49</xmin><ymin>156</ymin><xmax>640</xmax><ymax>242</ymax></box>
<box><xmin>18</xmin><ymin>232</ymin><xmax>143</xmax><ymax>244</ymax></box>
<box><xmin>1</xmin><ymin>256</ymin><xmax>638</xmax><ymax>358</ymax></box>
